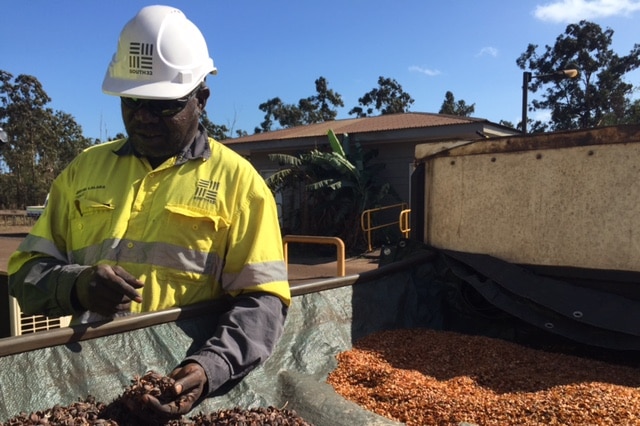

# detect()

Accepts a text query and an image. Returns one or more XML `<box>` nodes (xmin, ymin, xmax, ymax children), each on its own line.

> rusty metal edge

<box><xmin>0</xmin><ymin>250</ymin><xmax>435</xmax><ymax>357</ymax></box>
<box><xmin>417</xmin><ymin>124</ymin><xmax>640</xmax><ymax>161</ymax></box>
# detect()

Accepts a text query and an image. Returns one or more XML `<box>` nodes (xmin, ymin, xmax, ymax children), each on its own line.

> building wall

<box><xmin>366</xmin><ymin>142</ymin><xmax>416</xmax><ymax>204</ymax></box>
<box><xmin>248</xmin><ymin>152</ymin><xmax>279</xmax><ymax>174</ymax></box>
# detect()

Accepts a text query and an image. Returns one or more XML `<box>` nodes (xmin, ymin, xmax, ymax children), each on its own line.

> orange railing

<box><xmin>282</xmin><ymin>235</ymin><xmax>346</xmax><ymax>277</ymax></box>
<box><xmin>399</xmin><ymin>208</ymin><xmax>411</xmax><ymax>238</ymax></box>
<box><xmin>361</xmin><ymin>203</ymin><xmax>409</xmax><ymax>252</ymax></box>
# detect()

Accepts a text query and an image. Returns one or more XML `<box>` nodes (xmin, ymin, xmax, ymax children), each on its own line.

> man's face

<box><xmin>121</xmin><ymin>87</ymin><xmax>209</xmax><ymax>162</ymax></box>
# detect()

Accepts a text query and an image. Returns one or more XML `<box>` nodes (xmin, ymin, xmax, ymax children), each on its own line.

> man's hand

<box><xmin>74</xmin><ymin>264</ymin><xmax>143</xmax><ymax>316</ymax></box>
<box><xmin>139</xmin><ymin>363</ymin><xmax>208</xmax><ymax>419</ymax></box>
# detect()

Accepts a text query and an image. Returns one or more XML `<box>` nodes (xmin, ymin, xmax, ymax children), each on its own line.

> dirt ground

<box><xmin>0</xmin><ymin>225</ymin><xmax>379</xmax><ymax>282</ymax></box>
<box><xmin>0</xmin><ymin>226</ymin><xmax>31</xmax><ymax>273</ymax></box>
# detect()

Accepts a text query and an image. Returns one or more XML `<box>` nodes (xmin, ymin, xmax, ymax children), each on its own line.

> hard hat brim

<box><xmin>102</xmin><ymin>66</ymin><xmax>217</xmax><ymax>100</ymax></box>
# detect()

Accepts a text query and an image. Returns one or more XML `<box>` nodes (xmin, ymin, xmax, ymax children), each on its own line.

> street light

<box><xmin>521</xmin><ymin>68</ymin><xmax>579</xmax><ymax>134</ymax></box>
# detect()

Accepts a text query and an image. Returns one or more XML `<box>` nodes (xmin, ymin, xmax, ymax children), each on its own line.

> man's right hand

<box><xmin>74</xmin><ymin>265</ymin><xmax>144</xmax><ymax>316</ymax></box>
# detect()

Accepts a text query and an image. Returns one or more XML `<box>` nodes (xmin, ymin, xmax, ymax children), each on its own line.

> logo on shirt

<box><xmin>129</xmin><ymin>42</ymin><xmax>154</xmax><ymax>75</ymax></box>
<box><xmin>195</xmin><ymin>179</ymin><xmax>220</xmax><ymax>204</ymax></box>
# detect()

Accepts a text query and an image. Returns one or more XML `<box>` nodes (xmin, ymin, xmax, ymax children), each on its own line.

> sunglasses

<box><xmin>120</xmin><ymin>87</ymin><xmax>199</xmax><ymax>117</ymax></box>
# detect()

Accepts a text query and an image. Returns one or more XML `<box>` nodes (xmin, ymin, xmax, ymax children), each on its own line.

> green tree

<box><xmin>201</xmin><ymin>108</ymin><xmax>248</xmax><ymax>139</ymax></box>
<box><xmin>201</xmin><ymin>110</ymin><xmax>230</xmax><ymax>141</ymax></box>
<box><xmin>599</xmin><ymin>98</ymin><xmax>640</xmax><ymax>126</ymax></box>
<box><xmin>624</xmin><ymin>99</ymin><xmax>640</xmax><ymax>124</ymax></box>
<box><xmin>255</xmin><ymin>97</ymin><xmax>284</xmax><ymax>133</ymax></box>
<box><xmin>0</xmin><ymin>71</ymin><xmax>92</xmax><ymax>209</ymax></box>
<box><xmin>300</xmin><ymin>76</ymin><xmax>344</xmax><ymax>124</ymax></box>
<box><xmin>517</xmin><ymin>20</ymin><xmax>640</xmax><ymax>132</ymax></box>
<box><xmin>348</xmin><ymin>76</ymin><xmax>414</xmax><ymax>117</ymax></box>
<box><xmin>439</xmin><ymin>91</ymin><xmax>475</xmax><ymax>116</ymax></box>
<box><xmin>256</xmin><ymin>77</ymin><xmax>343</xmax><ymax>133</ymax></box>
<box><xmin>266</xmin><ymin>130</ymin><xmax>397</xmax><ymax>251</ymax></box>
<box><xmin>499</xmin><ymin>120</ymin><xmax>516</xmax><ymax>129</ymax></box>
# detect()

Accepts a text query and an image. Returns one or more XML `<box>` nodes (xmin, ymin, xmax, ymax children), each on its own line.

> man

<box><xmin>8</xmin><ymin>5</ymin><xmax>290</xmax><ymax>418</ymax></box>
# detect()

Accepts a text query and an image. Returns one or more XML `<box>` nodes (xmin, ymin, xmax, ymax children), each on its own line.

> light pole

<box><xmin>521</xmin><ymin>68</ymin><xmax>579</xmax><ymax>134</ymax></box>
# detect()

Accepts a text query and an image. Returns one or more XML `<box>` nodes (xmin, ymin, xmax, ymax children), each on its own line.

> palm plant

<box><xmin>267</xmin><ymin>130</ymin><xmax>398</xmax><ymax>252</ymax></box>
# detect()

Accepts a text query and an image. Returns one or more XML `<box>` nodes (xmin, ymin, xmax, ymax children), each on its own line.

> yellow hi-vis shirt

<box><xmin>9</xmin><ymin>137</ymin><xmax>290</xmax><ymax>313</ymax></box>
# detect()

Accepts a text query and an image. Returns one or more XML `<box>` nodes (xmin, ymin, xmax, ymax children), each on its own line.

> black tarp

<box><xmin>439</xmin><ymin>248</ymin><xmax>640</xmax><ymax>352</ymax></box>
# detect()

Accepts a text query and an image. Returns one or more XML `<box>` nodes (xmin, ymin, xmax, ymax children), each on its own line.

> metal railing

<box><xmin>282</xmin><ymin>235</ymin><xmax>346</xmax><ymax>277</ymax></box>
<box><xmin>400</xmin><ymin>208</ymin><xmax>411</xmax><ymax>238</ymax></box>
<box><xmin>0</xmin><ymin>213</ymin><xmax>35</xmax><ymax>227</ymax></box>
<box><xmin>361</xmin><ymin>203</ymin><xmax>409</xmax><ymax>252</ymax></box>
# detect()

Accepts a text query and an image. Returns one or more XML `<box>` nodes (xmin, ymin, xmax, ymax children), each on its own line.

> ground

<box><xmin>0</xmin><ymin>225</ymin><xmax>31</xmax><ymax>273</ymax></box>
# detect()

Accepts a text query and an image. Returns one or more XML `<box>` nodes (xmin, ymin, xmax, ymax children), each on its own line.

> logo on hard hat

<box><xmin>129</xmin><ymin>42</ymin><xmax>153</xmax><ymax>75</ymax></box>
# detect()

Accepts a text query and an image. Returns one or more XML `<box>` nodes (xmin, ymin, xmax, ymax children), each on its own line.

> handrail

<box><xmin>399</xmin><ymin>209</ymin><xmax>411</xmax><ymax>238</ymax></box>
<box><xmin>283</xmin><ymin>235</ymin><xmax>345</xmax><ymax>277</ymax></box>
<box><xmin>360</xmin><ymin>203</ymin><xmax>408</xmax><ymax>252</ymax></box>
<box><xmin>0</xmin><ymin>213</ymin><xmax>33</xmax><ymax>227</ymax></box>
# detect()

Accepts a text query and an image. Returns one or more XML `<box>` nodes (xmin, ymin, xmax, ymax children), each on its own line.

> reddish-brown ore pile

<box><xmin>327</xmin><ymin>328</ymin><xmax>640</xmax><ymax>426</ymax></box>
<box><xmin>2</xmin><ymin>371</ymin><xmax>313</xmax><ymax>426</ymax></box>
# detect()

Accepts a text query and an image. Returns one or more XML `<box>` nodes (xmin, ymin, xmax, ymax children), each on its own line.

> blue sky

<box><xmin>1</xmin><ymin>0</ymin><xmax>639</xmax><ymax>140</ymax></box>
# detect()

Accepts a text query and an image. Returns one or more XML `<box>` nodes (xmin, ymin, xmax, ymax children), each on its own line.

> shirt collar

<box><xmin>114</xmin><ymin>124</ymin><xmax>211</xmax><ymax>164</ymax></box>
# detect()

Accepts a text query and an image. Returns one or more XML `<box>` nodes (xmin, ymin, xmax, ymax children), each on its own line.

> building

<box><xmin>224</xmin><ymin>112</ymin><xmax>518</xmax><ymax>205</ymax></box>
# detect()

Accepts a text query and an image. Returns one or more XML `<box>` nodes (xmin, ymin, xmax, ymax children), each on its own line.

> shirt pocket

<box><xmin>69</xmin><ymin>199</ymin><xmax>116</xmax><ymax>253</ymax></box>
<box><xmin>155</xmin><ymin>204</ymin><xmax>231</xmax><ymax>288</ymax></box>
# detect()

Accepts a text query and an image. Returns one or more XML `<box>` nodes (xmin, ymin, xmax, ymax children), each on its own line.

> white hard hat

<box><xmin>102</xmin><ymin>5</ymin><xmax>217</xmax><ymax>100</ymax></box>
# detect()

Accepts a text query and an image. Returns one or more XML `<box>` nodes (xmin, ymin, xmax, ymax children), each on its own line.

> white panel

<box><xmin>10</xmin><ymin>297</ymin><xmax>71</xmax><ymax>336</ymax></box>
<box><xmin>421</xmin><ymin>142</ymin><xmax>640</xmax><ymax>271</ymax></box>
